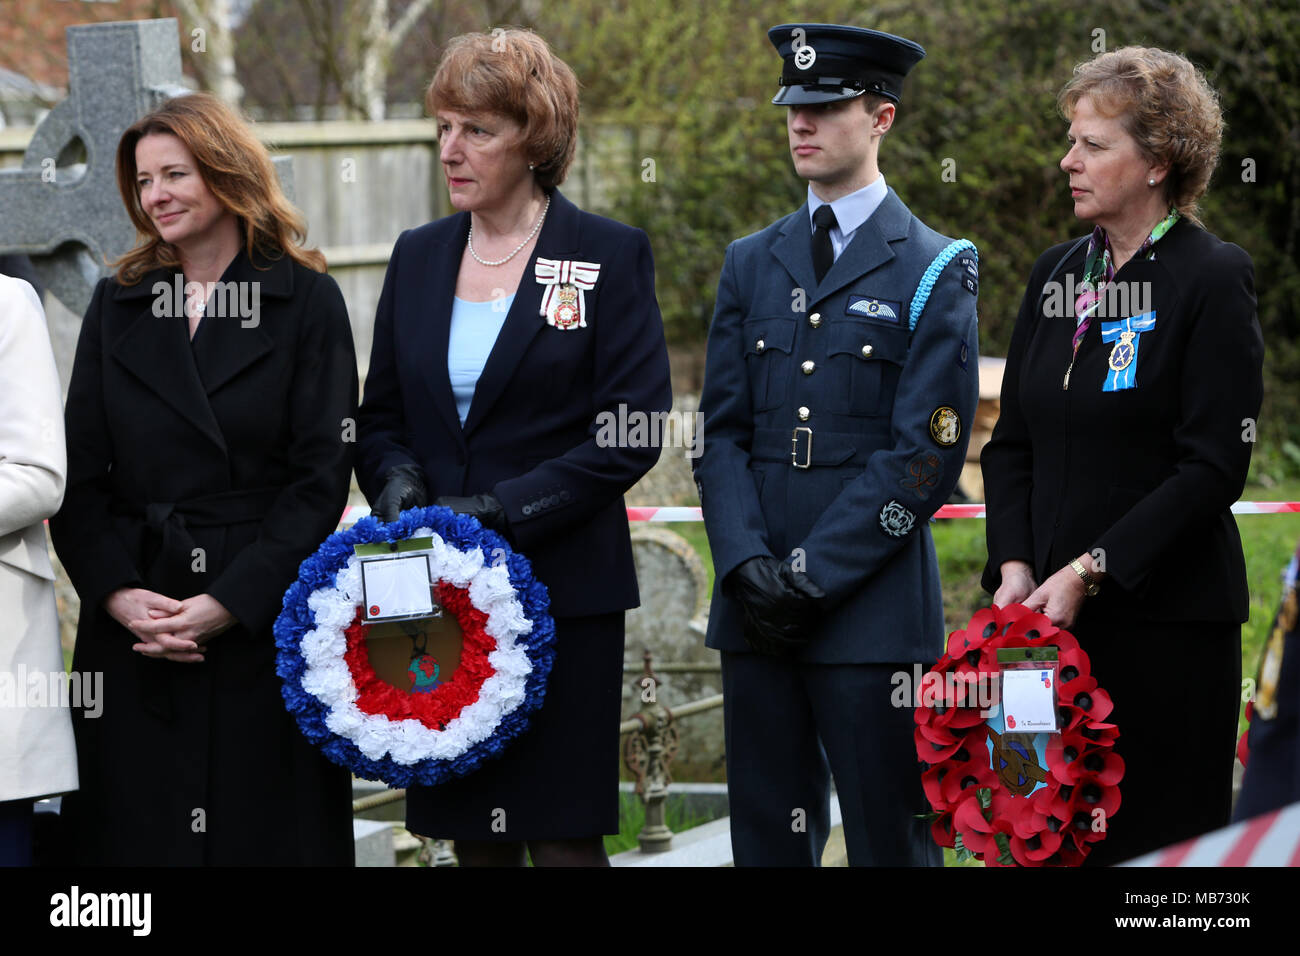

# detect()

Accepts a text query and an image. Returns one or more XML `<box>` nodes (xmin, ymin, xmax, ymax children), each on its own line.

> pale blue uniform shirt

<box><xmin>448</xmin><ymin>294</ymin><xmax>513</xmax><ymax>426</ymax></box>
<box><xmin>806</xmin><ymin>175</ymin><xmax>888</xmax><ymax>263</ymax></box>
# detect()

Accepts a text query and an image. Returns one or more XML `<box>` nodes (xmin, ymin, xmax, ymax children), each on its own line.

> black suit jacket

<box><xmin>981</xmin><ymin>218</ymin><xmax>1263</xmax><ymax>622</ymax></box>
<box><xmin>355</xmin><ymin>189</ymin><xmax>672</xmax><ymax>618</ymax></box>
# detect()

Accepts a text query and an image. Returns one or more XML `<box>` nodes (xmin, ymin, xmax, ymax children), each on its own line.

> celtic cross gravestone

<box><xmin>0</xmin><ymin>17</ymin><xmax>292</xmax><ymax>320</ymax></box>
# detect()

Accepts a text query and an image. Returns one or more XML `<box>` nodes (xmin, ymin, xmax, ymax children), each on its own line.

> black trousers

<box><xmin>1075</xmin><ymin>611</ymin><xmax>1241</xmax><ymax>866</ymax></box>
<box><xmin>721</xmin><ymin>651</ymin><xmax>941</xmax><ymax>866</ymax></box>
<box><xmin>0</xmin><ymin>800</ymin><xmax>32</xmax><ymax>867</ymax></box>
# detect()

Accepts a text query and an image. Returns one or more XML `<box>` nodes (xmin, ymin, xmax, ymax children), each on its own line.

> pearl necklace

<box><xmin>467</xmin><ymin>195</ymin><xmax>551</xmax><ymax>266</ymax></box>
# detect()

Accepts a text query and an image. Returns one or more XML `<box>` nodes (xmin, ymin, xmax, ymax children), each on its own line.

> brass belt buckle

<box><xmin>791</xmin><ymin>427</ymin><xmax>813</xmax><ymax>469</ymax></box>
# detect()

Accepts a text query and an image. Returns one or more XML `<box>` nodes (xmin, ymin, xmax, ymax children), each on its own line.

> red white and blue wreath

<box><xmin>274</xmin><ymin>506</ymin><xmax>556</xmax><ymax>788</ymax></box>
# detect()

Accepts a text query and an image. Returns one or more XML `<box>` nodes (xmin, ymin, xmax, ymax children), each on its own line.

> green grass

<box><xmin>665</xmin><ymin>521</ymin><xmax>714</xmax><ymax>597</ymax></box>
<box><xmin>943</xmin><ymin>846</ymin><xmax>986</xmax><ymax>867</ymax></box>
<box><xmin>1235</xmin><ymin>479</ymin><xmax>1300</xmax><ymax>733</ymax></box>
<box><xmin>602</xmin><ymin>790</ymin><xmax>714</xmax><ymax>856</ymax></box>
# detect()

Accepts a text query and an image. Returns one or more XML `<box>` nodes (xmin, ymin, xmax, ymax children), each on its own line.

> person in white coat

<box><xmin>0</xmin><ymin>274</ymin><xmax>78</xmax><ymax>866</ymax></box>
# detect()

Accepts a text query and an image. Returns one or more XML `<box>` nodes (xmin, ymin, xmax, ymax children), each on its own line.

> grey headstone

<box><xmin>0</xmin><ymin>18</ymin><xmax>292</xmax><ymax>319</ymax></box>
<box><xmin>623</xmin><ymin>527</ymin><xmax>722</xmax><ymax>780</ymax></box>
<box><xmin>352</xmin><ymin>818</ymin><xmax>396</xmax><ymax>867</ymax></box>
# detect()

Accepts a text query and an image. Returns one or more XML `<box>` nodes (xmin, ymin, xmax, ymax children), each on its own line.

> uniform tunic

<box><xmin>695</xmin><ymin>186</ymin><xmax>980</xmax><ymax>865</ymax></box>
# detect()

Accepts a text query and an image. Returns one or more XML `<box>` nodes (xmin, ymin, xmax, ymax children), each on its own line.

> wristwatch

<box><xmin>1069</xmin><ymin>558</ymin><xmax>1101</xmax><ymax>597</ymax></box>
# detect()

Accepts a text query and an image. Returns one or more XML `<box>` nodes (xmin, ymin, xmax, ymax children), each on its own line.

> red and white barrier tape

<box><xmin>340</xmin><ymin>501</ymin><xmax>1300</xmax><ymax>525</ymax></box>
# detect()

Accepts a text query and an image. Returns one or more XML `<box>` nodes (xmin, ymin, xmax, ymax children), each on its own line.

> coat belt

<box><xmin>118</xmin><ymin>487</ymin><xmax>280</xmax><ymax>723</ymax></box>
<box><xmin>117</xmin><ymin>487</ymin><xmax>281</xmax><ymax>599</ymax></box>
<box><xmin>140</xmin><ymin>487</ymin><xmax>281</xmax><ymax>532</ymax></box>
<box><xmin>750</xmin><ymin>427</ymin><xmax>877</xmax><ymax>468</ymax></box>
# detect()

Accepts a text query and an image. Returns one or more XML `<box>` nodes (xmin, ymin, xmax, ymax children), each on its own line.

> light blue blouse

<box><xmin>448</xmin><ymin>294</ymin><xmax>513</xmax><ymax>426</ymax></box>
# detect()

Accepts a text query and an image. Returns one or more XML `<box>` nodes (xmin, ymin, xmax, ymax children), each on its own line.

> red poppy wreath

<box><xmin>916</xmin><ymin>603</ymin><xmax>1124</xmax><ymax>866</ymax></box>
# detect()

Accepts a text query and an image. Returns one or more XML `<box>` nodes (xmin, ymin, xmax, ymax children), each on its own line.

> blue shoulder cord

<box><xmin>909</xmin><ymin>239</ymin><xmax>977</xmax><ymax>336</ymax></box>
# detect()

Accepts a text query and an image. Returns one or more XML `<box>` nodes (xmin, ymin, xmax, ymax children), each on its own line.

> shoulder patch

<box><xmin>900</xmin><ymin>452</ymin><xmax>943</xmax><ymax>501</ymax></box>
<box><xmin>957</xmin><ymin>256</ymin><xmax>978</xmax><ymax>296</ymax></box>
<box><xmin>930</xmin><ymin>406</ymin><xmax>961</xmax><ymax>446</ymax></box>
<box><xmin>879</xmin><ymin>500</ymin><xmax>917</xmax><ymax>537</ymax></box>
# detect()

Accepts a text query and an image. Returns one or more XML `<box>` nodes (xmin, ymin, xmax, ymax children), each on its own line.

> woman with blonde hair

<box><xmin>50</xmin><ymin>92</ymin><xmax>358</xmax><ymax>865</ymax></box>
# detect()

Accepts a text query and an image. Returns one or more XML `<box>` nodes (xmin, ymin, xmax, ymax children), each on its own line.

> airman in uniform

<box><xmin>693</xmin><ymin>23</ymin><xmax>980</xmax><ymax>866</ymax></box>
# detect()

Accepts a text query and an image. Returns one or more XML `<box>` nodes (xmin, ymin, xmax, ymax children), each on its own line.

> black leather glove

<box><xmin>371</xmin><ymin>464</ymin><xmax>428</xmax><ymax>524</ymax></box>
<box><xmin>434</xmin><ymin>493</ymin><xmax>508</xmax><ymax>534</ymax></box>
<box><xmin>723</xmin><ymin>556</ymin><xmax>826</xmax><ymax>656</ymax></box>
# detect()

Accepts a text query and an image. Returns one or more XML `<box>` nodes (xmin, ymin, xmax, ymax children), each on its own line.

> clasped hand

<box><xmin>993</xmin><ymin>558</ymin><xmax>1090</xmax><ymax>628</ymax></box>
<box><xmin>104</xmin><ymin>588</ymin><xmax>236</xmax><ymax>663</ymax></box>
<box><xmin>724</xmin><ymin>555</ymin><xmax>826</xmax><ymax>656</ymax></box>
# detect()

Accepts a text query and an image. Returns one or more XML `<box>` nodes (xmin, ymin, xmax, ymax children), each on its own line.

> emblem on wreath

<box><xmin>408</xmin><ymin>654</ymin><xmax>442</xmax><ymax>693</ymax></box>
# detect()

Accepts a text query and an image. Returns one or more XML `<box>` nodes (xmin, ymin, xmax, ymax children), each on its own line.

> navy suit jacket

<box><xmin>694</xmin><ymin>188</ymin><xmax>980</xmax><ymax>663</ymax></box>
<box><xmin>356</xmin><ymin>189</ymin><xmax>672</xmax><ymax>618</ymax></box>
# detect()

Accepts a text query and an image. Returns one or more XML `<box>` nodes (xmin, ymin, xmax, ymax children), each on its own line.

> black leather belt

<box><xmin>751</xmin><ymin>427</ymin><xmax>876</xmax><ymax>468</ymax></box>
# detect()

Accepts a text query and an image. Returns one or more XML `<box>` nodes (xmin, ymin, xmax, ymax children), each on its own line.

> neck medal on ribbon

<box><xmin>1094</xmin><ymin>209</ymin><xmax>1179</xmax><ymax>392</ymax></box>
<box><xmin>535</xmin><ymin>258</ymin><xmax>601</xmax><ymax>330</ymax></box>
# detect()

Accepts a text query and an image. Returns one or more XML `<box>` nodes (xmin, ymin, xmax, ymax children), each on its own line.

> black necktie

<box><xmin>812</xmin><ymin>204</ymin><xmax>837</xmax><ymax>283</ymax></box>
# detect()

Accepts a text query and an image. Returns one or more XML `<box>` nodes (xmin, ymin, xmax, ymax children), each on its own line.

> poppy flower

<box><xmin>922</xmin><ymin>763</ymin><xmax>952</xmax><ymax>812</ymax></box>
<box><xmin>930</xmin><ymin>808</ymin><xmax>957</xmax><ymax>848</ymax></box>
<box><xmin>947</xmin><ymin>607</ymin><xmax>999</xmax><ymax>659</ymax></box>
<box><xmin>1057</xmin><ymin>643</ymin><xmax>1091</xmax><ymax>683</ymax></box>
<box><xmin>1046</xmin><ymin>731</ymin><xmax>1103</xmax><ymax>785</ymax></box>
<box><xmin>999</xmin><ymin>604</ymin><xmax>1060</xmax><ymax>644</ymax></box>
<box><xmin>939</xmin><ymin>755</ymin><xmax>999</xmax><ymax>806</ymax></box>
<box><xmin>915</xmin><ymin>725</ymin><xmax>965</xmax><ymax>763</ymax></box>
<box><xmin>953</xmin><ymin>794</ymin><xmax>1011</xmax><ymax>857</ymax></box>
<box><xmin>1079</xmin><ymin>719</ymin><xmax>1120</xmax><ymax>748</ymax></box>
<box><xmin>1009</xmin><ymin>825</ymin><xmax>1065</xmax><ymax>865</ymax></box>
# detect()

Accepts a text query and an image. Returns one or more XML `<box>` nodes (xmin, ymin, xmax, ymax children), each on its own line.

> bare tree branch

<box><xmin>391</xmin><ymin>0</ymin><xmax>440</xmax><ymax>49</ymax></box>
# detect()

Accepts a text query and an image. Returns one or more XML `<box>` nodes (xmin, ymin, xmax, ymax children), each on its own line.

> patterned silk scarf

<box><xmin>1071</xmin><ymin>208</ymin><xmax>1181</xmax><ymax>353</ymax></box>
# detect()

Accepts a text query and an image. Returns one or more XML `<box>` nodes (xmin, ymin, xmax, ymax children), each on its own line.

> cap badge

<box><xmin>794</xmin><ymin>44</ymin><xmax>816</xmax><ymax>70</ymax></box>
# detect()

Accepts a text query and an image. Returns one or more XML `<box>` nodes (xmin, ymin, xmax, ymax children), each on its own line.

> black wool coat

<box><xmin>981</xmin><ymin>218</ymin><xmax>1264</xmax><ymax>622</ymax></box>
<box><xmin>50</xmin><ymin>250</ymin><xmax>359</xmax><ymax>865</ymax></box>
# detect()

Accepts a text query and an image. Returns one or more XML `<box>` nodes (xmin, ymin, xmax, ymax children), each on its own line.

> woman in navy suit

<box><xmin>356</xmin><ymin>29</ymin><xmax>672</xmax><ymax>867</ymax></box>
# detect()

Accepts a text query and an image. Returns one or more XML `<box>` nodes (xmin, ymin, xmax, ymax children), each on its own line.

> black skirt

<box><xmin>404</xmin><ymin>613</ymin><xmax>626</xmax><ymax>841</ymax></box>
<box><xmin>1074</xmin><ymin>607</ymin><xmax>1241</xmax><ymax>866</ymax></box>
